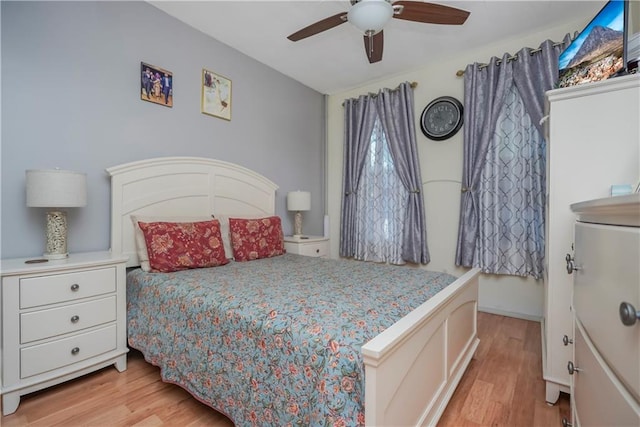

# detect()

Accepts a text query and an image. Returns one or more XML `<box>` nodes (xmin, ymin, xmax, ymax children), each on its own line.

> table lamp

<box><xmin>287</xmin><ymin>190</ymin><xmax>310</xmax><ymax>237</ymax></box>
<box><xmin>26</xmin><ymin>169</ymin><xmax>87</xmax><ymax>259</ymax></box>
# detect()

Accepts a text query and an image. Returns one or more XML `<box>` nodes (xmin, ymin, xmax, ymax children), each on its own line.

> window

<box><xmin>354</xmin><ymin>117</ymin><xmax>408</xmax><ymax>264</ymax></box>
<box><xmin>340</xmin><ymin>82</ymin><xmax>429</xmax><ymax>265</ymax></box>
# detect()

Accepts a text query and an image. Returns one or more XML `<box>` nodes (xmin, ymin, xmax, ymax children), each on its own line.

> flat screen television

<box><xmin>557</xmin><ymin>0</ymin><xmax>628</xmax><ymax>88</ymax></box>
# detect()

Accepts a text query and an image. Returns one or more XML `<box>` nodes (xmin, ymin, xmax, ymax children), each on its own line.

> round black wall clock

<box><xmin>419</xmin><ymin>96</ymin><xmax>464</xmax><ymax>141</ymax></box>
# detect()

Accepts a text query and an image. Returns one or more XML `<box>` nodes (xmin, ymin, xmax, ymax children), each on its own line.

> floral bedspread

<box><xmin>127</xmin><ymin>253</ymin><xmax>456</xmax><ymax>426</ymax></box>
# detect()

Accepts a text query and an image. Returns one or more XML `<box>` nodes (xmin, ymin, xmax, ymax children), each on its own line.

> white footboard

<box><xmin>362</xmin><ymin>268</ymin><xmax>480</xmax><ymax>426</ymax></box>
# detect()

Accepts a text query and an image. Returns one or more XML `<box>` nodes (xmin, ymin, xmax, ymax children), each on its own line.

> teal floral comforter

<box><xmin>127</xmin><ymin>253</ymin><xmax>456</xmax><ymax>426</ymax></box>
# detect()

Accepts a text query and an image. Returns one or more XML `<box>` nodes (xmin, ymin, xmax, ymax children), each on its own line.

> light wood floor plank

<box><xmin>1</xmin><ymin>312</ymin><xmax>570</xmax><ymax>426</ymax></box>
<box><xmin>460</xmin><ymin>379</ymin><xmax>494</xmax><ymax>424</ymax></box>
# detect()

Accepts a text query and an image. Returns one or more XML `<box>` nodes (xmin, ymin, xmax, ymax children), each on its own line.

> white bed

<box><xmin>107</xmin><ymin>156</ymin><xmax>480</xmax><ymax>426</ymax></box>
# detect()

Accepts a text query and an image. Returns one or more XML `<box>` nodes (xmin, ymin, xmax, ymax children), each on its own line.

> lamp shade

<box><xmin>347</xmin><ymin>0</ymin><xmax>393</xmax><ymax>34</ymax></box>
<box><xmin>26</xmin><ymin>169</ymin><xmax>87</xmax><ymax>208</ymax></box>
<box><xmin>287</xmin><ymin>191</ymin><xmax>311</xmax><ymax>211</ymax></box>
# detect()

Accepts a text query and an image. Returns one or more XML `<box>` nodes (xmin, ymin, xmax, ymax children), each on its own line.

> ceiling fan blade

<box><xmin>393</xmin><ymin>1</ymin><xmax>470</xmax><ymax>25</ymax></box>
<box><xmin>287</xmin><ymin>12</ymin><xmax>348</xmax><ymax>41</ymax></box>
<box><xmin>364</xmin><ymin>31</ymin><xmax>384</xmax><ymax>64</ymax></box>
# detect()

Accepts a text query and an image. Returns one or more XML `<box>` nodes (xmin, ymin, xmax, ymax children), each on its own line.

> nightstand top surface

<box><xmin>1</xmin><ymin>251</ymin><xmax>128</xmax><ymax>276</ymax></box>
<box><xmin>283</xmin><ymin>235</ymin><xmax>329</xmax><ymax>243</ymax></box>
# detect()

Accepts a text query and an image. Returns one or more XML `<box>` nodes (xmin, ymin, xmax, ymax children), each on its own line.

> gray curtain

<box><xmin>455</xmin><ymin>36</ymin><xmax>571</xmax><ymax>274</ymax></box>
<box><xmin>340</xmin><ymin>96</ymin><xmax>377</xmax><ymax>257</ymax></box>
<box><xmin>377</xmin><ymin>82</ymin><xmax>430</xmax><ymax>264</ymax></box>
<box><xmin>513</xmin><ymin>35</ymin><xmax>573</xmax><ymax>134</ymax></box>
<box><xmin>455</xmin><ymin>54</ymin><xmax>512</xmax><ymax>267</ymax></box>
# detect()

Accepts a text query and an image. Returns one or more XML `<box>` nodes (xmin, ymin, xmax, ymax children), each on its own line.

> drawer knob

<box><xmin>71</xmin><ymin>347</ymin><xmax>80</xmax><ymax>356</ymax></box>
<box><xmin>619</xmin><ymin>302</ymin><xmax>640</xmax><ymax>326</ymax></box>
<box><xmin>70</xmin><ymin>315</ymin><xmax>80</xmax><ymax>324</ymax></box>
<box><xmin>562</xmin><ymin>335</ymin><xmax>573</xmax><ymax>346</ymax></box>
<box><xmin>316</xmin><ymin>249</ymin><xmax>319</xmax><ymax>253</ymax></box>
<box><xmin>562</xmin><ymin>417</ymin><xmax>572</xmax><ymax>427</ymax></box>
<box><xmin>70</xmin><ymin>283</ymin><xmax>80</xmax><ymax>292</ymax></box>
<box><xmin>565</xmin><ymin>254</ymin><xmax>579</xmax><ymax>274</ymax></box>
<box><xmin>567</xmin><ymin>361</ymin><xmax>580</xmax><ymax>375</ymax></box>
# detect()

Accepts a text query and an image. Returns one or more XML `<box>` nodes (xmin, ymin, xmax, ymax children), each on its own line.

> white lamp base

<box><xmin>44</xmin><ymin>210</ymin><xmax>69</xmax><ymax>259</ymax></box>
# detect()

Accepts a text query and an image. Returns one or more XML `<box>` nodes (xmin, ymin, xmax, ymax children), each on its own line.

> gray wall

<box><xmin>1</xmin><ymin>1</ymin><xmax>326</xmax><ymax>259</ymax></box>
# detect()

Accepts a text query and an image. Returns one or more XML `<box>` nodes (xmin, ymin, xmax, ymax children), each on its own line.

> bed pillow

<box><xmin>214</xmin><ymin>214</ymin><xmax>266</xmax><ymax>259</ymax></box>
<box><xmin>137</xmin><ymin>219</ymin><xmax>228</xmax><ymax>273</ymax></box>
<box><xmin>228</xmin><ymin>216</ymin><xmax>285</xmax><ymax>262</ymax></box>
<box><xmin>131</xmin><ymin>215</ymin><xmax>214</xmax><ymax>271</ymax></box>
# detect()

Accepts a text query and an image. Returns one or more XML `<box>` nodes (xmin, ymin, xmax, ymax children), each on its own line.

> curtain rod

<box><xmin>455</xmin><ymin>41</ymin><xmax>566</xmax><ymax>77</ymax></box>
<box><xmin>342</xmin><ymin>81</ymin><xmax>418</xmax><ymax>106</ymax></box>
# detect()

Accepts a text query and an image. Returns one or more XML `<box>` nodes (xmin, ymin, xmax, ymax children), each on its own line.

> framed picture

<box><xmin>201</xmin><ymin>69</ymin><xmax>231</xmax><ymax>121</ymax></box>
<box><xmin>141</xmin><ymin>62</ymin><xmax>173</xmax><ymax>107</ymax></box>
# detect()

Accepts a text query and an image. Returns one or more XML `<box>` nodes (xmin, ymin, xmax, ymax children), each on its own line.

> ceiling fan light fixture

<box><xmin>347</xmin><ymin>0</ymin><xmax>393</xmax><ymax>35</ymax></box>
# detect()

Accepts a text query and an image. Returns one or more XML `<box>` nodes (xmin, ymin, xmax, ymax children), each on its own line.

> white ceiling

<box><xmin>150</xmin><ymin>1</ymin><xmax>604</xmax><ymax>94</ymax></box>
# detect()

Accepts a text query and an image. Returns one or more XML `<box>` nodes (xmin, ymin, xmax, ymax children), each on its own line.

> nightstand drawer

<box><xmin>21</xmin><ymin>296</ymin><xmax>117</xmax><ymax>344</ymax></box>
<box><xmin>296</xmin><ymin>242</ymin><xmax>328</xmax><ymax>257</ymax></box>
<box><xmin>20</xmin><ymin>267</ymin><xmax>116</xmax><ymax>308</ymax></box>
<box><xmin>20</xmin><ymin>324</ymin><xmax>117</xmax><ymax>379</ymax></box>
<box><xmin>284</xmin><ymin>237</ymin><xmax>330</xmax><ymax>258</ymax></box>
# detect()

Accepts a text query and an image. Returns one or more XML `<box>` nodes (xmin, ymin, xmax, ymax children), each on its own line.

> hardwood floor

<box><xmin>2</xmin><ymin>312</ymin><xmax>570</xmax><ymax>426</ymax></box>
<box><xmin>439</xmin><ymin>312</ymin><xmax>570</xmax><ymax>426</ymax></box>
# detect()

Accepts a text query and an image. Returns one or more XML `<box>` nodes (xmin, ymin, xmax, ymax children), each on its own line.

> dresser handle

<box><xmin>70</xmin><ymin>315</ymin><xmax>80</xmax><ymax>323</ymax></box>
<box><xmin>562</xmin><ymin>335</ymin><xmax>573</xmax><ymax>346</ymax></box>
<box><xmin>71</xmin><ymin>347</ymin><xmax>80</xmax><ymax>356</ymax></box>
<box><xmin>619</xmin><ymin>302</ymin><xmax>640</xmax><ymax>326</ymax></box>
<box><xmin>565</xmin><ymin>254</ymin><xmax>579</xmax><ymax>274</ymax></box>
<box><xmin>315</xmin><ymin>249</ymin><xmax>320</xmax><ymax>253</ymax></box>
<box><xmin>70</xmin><ymin>283</ymin><xmax>80</xmax><ymax>292</ymax></box>
<box><xmin>567</xmin><ymin>361</ymin><xmax>580</xmax><ymax>375</ymax></box>
<box><xmin>562</xmin><ymin>417</ymin><xmax>572</xmax><ymax>427</ymax></box>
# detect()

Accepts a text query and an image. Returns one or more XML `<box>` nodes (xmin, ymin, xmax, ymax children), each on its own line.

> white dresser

<box><xmin>542</xmin><ymin>74</ymin><xmax>640</xmax><ymax>403</ymax></box>
<box><xmin>568</xmin><ymin>194</ymin><xmax>640</xmax><ymax>426</ymax></box>
<box><xmin>0</xmin><ymin>251</ymin><xmax>129</xmax><ymax>415</ymax></box>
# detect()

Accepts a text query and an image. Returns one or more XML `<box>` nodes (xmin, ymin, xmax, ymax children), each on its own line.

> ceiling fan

<box><xmin>287</xmin><ymin>0</ymin><xmax>470</xmax><ymax>64</ymax></box>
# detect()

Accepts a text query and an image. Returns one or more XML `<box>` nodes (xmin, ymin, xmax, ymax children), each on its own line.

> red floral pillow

<box><xmin>138</xmin><ymin>220</ymin><xmax>229</xmax><ymax>273</ymax></box>
<box><xmin>229</xmin><ymin>216</ymin><xmax>285</xmax><ymax>262</ymax></box>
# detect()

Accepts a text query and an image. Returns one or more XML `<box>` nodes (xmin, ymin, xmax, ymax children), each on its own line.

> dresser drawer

<box><xmin>574</xmin><ymin>222</ymin><xmax>640</xmax><ymax>400</ymax></box>
<box><xmin>573</xmin><ymin>321</ymin><xmax>640</xmax><ymax>426</ymax></box>
<box><xmin>20</xmin><ymin>324</ymin><xmax>117</xmax><ymax>379</ymax></box>
<box><xmin>21</xmin><ymin>296</ymin><xmax>117</xmax><ymax>344</ymax></box>
<box><xmin>20</xmin><ymin>267</ymin><xmax>116</xmax><ymax>308</ymax></box>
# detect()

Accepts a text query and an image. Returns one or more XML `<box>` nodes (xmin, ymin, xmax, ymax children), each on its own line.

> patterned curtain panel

<box><xmin>456</xmin><ymin>36</ymin><xmax>570</xmax><ymax>278</ymax></box>
<box><xmin>475</xmin><ymin>85</ymin><xmax>546</xmax><ymax>278</ymax></box>
<box><xmin>354</xmin><ymin>118</ymin><xmax>408</xmax><ymax>264</ymax></box>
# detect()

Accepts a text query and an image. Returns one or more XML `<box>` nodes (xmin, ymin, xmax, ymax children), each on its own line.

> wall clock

<box><xmin>419</xmin><ymin>96</ymin><xmax>464</xmax><ymax>141</ymax></box>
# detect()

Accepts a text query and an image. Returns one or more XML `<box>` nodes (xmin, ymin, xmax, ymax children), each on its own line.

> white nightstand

<box><xmin>1</xmin><ymin>251</ymin><xmax>129</xmax><ymax>415</ymax></box>
<box><xmin>284</xmin><ymin>236</ymin><xmax>330</xmax><ymax>258</ymax></box>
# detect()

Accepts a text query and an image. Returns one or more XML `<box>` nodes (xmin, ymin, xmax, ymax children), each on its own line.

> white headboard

<box><xmin>107</xmin><ymin>157</ymin><xmax>278</xmax><ymax>267</ymax></box>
